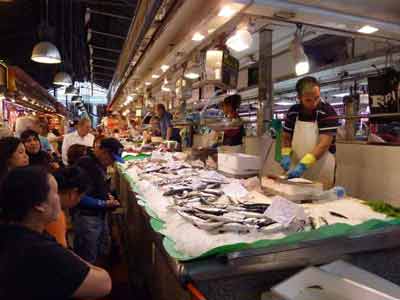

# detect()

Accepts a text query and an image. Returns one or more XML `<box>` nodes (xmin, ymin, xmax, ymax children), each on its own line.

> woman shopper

<box><xmin>20</xmin><ymin>129</ymin><xmax>59</xmax><ymax>171</ymax></box>
<box><xmin>0</xmin><ymin>166</ymin><xmax>112</xmax><ymax>300</ymax></box>
<box><xmin>46</xmin><ymin>166</ymin><xmax>90</xmax><ymax>247</ymax></box>
<box><xmin>0</xmin><ymin>136</ymin><xmax>29</xmax><ymax>181</ymax></box>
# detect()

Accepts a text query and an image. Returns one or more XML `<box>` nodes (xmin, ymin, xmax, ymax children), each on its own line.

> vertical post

<box><xmin>257</xmin><ymin>28</ymin><xmax>273</xmax><ymax>136</ymax></box>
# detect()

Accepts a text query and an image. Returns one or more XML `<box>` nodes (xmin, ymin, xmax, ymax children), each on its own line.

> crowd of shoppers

<box><xmin>0</xmin><ymin>116</ymin><xmax>123</xmax><ymax>299</ymax></box>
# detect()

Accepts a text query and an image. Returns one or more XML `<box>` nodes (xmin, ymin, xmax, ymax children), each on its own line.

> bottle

<box><xmin>311</xmin><ymin>186</ymin><xmax>346</xmax><ymax>202</ymax></box>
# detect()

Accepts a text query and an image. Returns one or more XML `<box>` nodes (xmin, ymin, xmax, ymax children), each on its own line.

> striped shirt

<box><xmin>283</xmin><ymin>100</ymin><xmax>339</xmax><ymax>153</ymax></box>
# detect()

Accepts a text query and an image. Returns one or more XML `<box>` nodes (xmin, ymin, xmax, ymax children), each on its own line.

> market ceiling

<box><xmin>0</xmin><ymin>0</ymin><xmax>136</xmax><ymax>90</ymax></box>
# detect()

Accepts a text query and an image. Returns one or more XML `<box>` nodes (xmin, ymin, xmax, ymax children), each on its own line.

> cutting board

<box><xmin>261</xmin><ymin>177</ymin><xmax>324</xmax><ymax>202</ymax></box>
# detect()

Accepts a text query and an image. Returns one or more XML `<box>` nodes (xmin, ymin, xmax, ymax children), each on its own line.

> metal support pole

<box><xmin>93</xmin><ymin>56</ymin><xmax>117</xmax><ymax>64</ymax></box>
<box><xmin>89</xmin><ymin>29</ymin><xmax>126</xmax><ymax>40</ymax></box>
<box><xmin>90</xmin><ymin>45</ymin><xmax>121</xmax><ymax>54</ymax></box>
<box><xmin>87</xmin><ymin>8</ymin><xmax>132</xmax><ymax>20</ymax></box>
<box><xmin>92</xmin><ymin>71</ymin><xmax>113</xmax><ymax>77</ymax></box>
<box><xmin>92</xmin><ymin>64</ymin><xmax>116</xmax><ymax>71</ymax></box>
<box><xmin>257</xmin><ymin>29</ymin><xmax>273</xmax><ymax>136</ymax></box>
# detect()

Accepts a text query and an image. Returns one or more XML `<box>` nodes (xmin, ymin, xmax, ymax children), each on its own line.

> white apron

<box><xmin>291</xmin><ymin>119</ymin><xmax>335</xmax><ymax>189</ymax></box>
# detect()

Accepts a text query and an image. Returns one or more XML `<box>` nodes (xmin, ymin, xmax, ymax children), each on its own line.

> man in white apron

<box><xmin>280</xmin><ymin>77</ymin><xmax>340</xmax><ymax>188</ymax></box>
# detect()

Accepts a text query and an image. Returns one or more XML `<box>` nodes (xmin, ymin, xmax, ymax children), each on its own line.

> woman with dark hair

<box><xmin>221</xmin><ymin>94</ymin><xmax>245</xmax><ymax>146</ymax></box>
<box><xmin>46</xmin><ymin>166</ymin><xmax>90</xmax><ymax>247</ymax></box>
<box><xmin>20</xmin><ymin>129</ymin><xmax>59</xmax><ymax>171</ymax></box>
<box><xmin>0</xmin><ymin>136</ymin><xmax>29</xmax><ymax>181</ymax></box>
<box><xmin>67</xmin><ymin>144</ymin><xmax>88</xmax><ymax>166</ymax></box>
<box><xmin>0</xmin><ymin>166</ymin><xmax>112</xmax><ymax>299</ymax></box>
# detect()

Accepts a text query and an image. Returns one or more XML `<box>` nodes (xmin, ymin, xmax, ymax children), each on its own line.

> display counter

<box><xmin>114</xmin><ymin>155</ymin><xmax>400</xmax><ymax>300</ymax></box>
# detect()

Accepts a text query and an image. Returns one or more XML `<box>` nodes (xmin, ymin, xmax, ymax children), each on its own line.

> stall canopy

<box><xmin>8</xmin><ymin>66</ymin><xmax>67</xmax><ymax>115</ymax></box>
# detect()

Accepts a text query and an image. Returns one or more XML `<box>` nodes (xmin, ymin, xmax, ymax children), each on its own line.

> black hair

<box><xmin>51</xmin><ymin>128</ymin><xmax>60</xmax><ymax>136</ymax></box>
<box><xmin>0</xmin><ymin>137</ymin><xmax>22</xmax><ymax>181</ymax></box>
<box><xmin>0</xmin><ymin>166</ymin><xmax>51</xmax><ymax>222</ymax></box>
<box><xmin>156</xmin><ymin>103</ymin><xmax>166</xmax><ymax>112</ymax></box>
<box><xmin>20</xmin><ymin>129</ymin><xmax>40</xmax><ymax>143</ymax></box>
<box><xmin>67</xmin><ymin>144</ymin><xmax>88</xmax><ymax>165</ymax></box>
<box><xmin>295</xmin><ymin>76</ymin><xmax>320</xmax><ymax>96</ymax></box>
<box><xmin>53</xmin><ymin>166</ymin><xmax>89</xmax><ymax>194</ymax></box>
<box><xmin>223</xmin><ymin>94</ymin><xmax>242</xmax><ymax>111</ymax></box>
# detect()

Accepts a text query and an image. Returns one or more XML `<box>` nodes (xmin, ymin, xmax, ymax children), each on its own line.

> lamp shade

<box><xmin>291</xmin><ymin>33</ymin><xmax>310</xmax><ymax>76</ymax></box>
<box><xmin>184</xmin><ymin>63</ymin><xmax>201</xmax><ymax>80</ymax></box>
<box><xmin>53</xmin><ymin>72</ymin><xmax>72</xmax><ymax>86</ymax></box>
<box><xmin>65</xmin><ymin>85</ymin><xmax>79</xmax><ymax>96</ymax></box>
<box><xmin>226</xmin><ymin>29</ymin><xmax>253</xmax><ymax>52</ymax></box>
<box><xmin>31</xmin><ymin>41</ymin><xmax>62</xmax><ymax>64</ymax></box>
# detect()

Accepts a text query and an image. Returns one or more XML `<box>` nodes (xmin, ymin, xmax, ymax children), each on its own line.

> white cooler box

<box><xmin>218</xmin><ymin>153</ymin><xmax>261</xmax><ymax>176</ymax></box>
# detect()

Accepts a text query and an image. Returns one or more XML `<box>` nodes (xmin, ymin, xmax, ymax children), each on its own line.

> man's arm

<box><xmin>311</xmin><ymin>134</ymin><xmax>333</xmax><ymax>160</ymax></box>
<box><xmin>69</xmin><ymin>250</ymin><xmax>112</xmax><ymax>299</ymax></box>
<box><xmin>282</xmin><ymin>131</ymin><xmax>292</xmax><ymax>148</ymax></box>
<box><xmin>61</xmin><ymin>135</ymin><xmax>70</xmax><ymax>165</ymax></box>
<box><xmin>166</xmin><ymin>127</ymin><xmax>173</xmax><ymax>141</ymax></box>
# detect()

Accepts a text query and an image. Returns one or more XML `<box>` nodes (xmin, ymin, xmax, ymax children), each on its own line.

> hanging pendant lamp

<box><xmin>32</xmin><ymin>41</ymin><xmax>62</xmax><ymax>64</ymax></box>
<box><xmin>65</xmin><ymin>84</ymin><xmax>79</xmax><ymax>96</ymax></box>
<box><xmin>291</xmin><ymin>26</ymin><xmax>310</xmax><ymax>76</ymax></box>
<box><xmin>53</xmin><ymin>71</ymin><xmax>72</xmax><ymax>86</ymax></box>
<box><xmin>31</xmin><ymin>0</ymin><xmax>62</xmax><ymax>64</ymax></box>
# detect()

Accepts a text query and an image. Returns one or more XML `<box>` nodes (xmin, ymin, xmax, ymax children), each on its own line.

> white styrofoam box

<box><xmin>218</xmin><ymin>152</ymin><xmax>261</xmax><ymax>175</ymax></box>
<box><xmin>272</xmin><ymin>266</ymin><xmax>398</xmax><ymax>300</ymax></box>
<box><xmin>321</xmin><ymin>260</ymin><xmax>400</xmax><ymax>299</ymax></box>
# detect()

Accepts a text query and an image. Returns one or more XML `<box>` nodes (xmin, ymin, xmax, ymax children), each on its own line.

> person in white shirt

<box><xmin>62</xmin><ymin>118</ymin><xmax>95</xmax><ymax>165</ymax></box>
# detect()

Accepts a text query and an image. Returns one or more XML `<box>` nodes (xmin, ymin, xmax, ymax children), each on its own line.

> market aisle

<box><xmin>98</xmin><ymin>213</ymin><xmax>151</xmax><ymax>300</ymax></box>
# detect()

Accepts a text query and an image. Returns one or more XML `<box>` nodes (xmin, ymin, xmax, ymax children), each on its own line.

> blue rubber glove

<box><xmin>287</xmin><ymin>163</ymin><xmax>308</xmax><ymax>179</ymax></box>
<box><xmin>280</xmin><ymin>155</ymin><xmax>291</xmax><ymax>172</ymax></box>
<box><xmin>280</xmin><ymin>147</ymin><xmax>292</xmax><ymax>172</ymax></box>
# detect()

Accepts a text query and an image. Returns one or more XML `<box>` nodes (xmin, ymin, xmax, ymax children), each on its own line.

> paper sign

<box><xmin>264</xmin><ymin>196</ymin><xmax>307</xmax><ymax>226</ymax></box>
<box><xmin>222</xmin><ymin>182</ymin><xmax>249</xmax><ymax>199</ymax></box>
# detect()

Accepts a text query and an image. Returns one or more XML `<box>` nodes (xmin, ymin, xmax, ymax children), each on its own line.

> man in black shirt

<box><xmin>73</xmin><ymin>137</ymin><xmax>124</xmax><ymax>263</ymax></box>
<box><xmin>281</xmin><ymin>77</ymin><xmax>339</xmax><ymax>187</ymax></box>
<box><xmin>0</xmin><ymin>166</ymin><xmax>111</xmax><ymax>300</ymax></box>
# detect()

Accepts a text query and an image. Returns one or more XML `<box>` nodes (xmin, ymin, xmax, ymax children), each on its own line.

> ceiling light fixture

<box><xmin>161</xmin><ymin>65</ymin><xmax>170</xmax><ymax>72</ymax></box>
<box><xmin>152</xmin><ymin>74</ymin><xmax>160</xmax><ymax>79</ymax></box>
<box><xmin>226</xmin><ymin>28</ymin><xmax>253</xmax><ymax>52</ymax></box>
<box><xmin>358</xmin><ymin>25</ymin><xmax>379</xmax><ymax>34</ymax></box>
<box><xmin>31</xmin><ymin>0</ymin><xmax>61</xmax><ymax>64</ymax></box>
<box><xmin>65</xmin><ymin>85</ymin><xmax>79</xmax><ymax>96</ymax></box>
<box><xmin>161</xmin><ymin>78</ymin><xmax>172</xmax><ymax>92</ymax></box>
<box><xmin>53</xmin><ymin>72</ymin><xmax>72</xmax><ymax>86</ymax></box>
<box><xmin>275</xmin><ymin>101</ymin><xmax>296</xmax><ymax>106</ymax></box>
<box><xmin>145</xmin><ymin>82</ymin><xmax>151</xmax><ymax>86</ymax></box>
<box><xmin>184</xmin><ymin>63</ymin><xmax>201</xmax><ymax>80</ymax></box>
<box><xmin>291</xmin><ymin>26</ymin><xmax>310</xmax><ymax>76</ymax></box>
<box><xmin>332</xmin><ymin>92</ymin><xmax>350</xmax><ymax>98</ymax></box>
<box><xmin>218</xmin><ymin>5</ymin><xmax>236</xmax><ymax>17</ymax></box>
<box><xmin>32</xmin><ymin>42</ymin><xmax>62</xmax><ymax>64</ymax></box>
<box><xmin>192</xmin><ymin>32</ymin><xmax>205</xmax><ymax>42</ymax></box>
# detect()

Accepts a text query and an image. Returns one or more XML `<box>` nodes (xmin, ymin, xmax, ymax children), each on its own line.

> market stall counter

<box><xmin>114</xmin><ymin>152</ymin><xmax>400</xmax><ymax>300</ymax></box>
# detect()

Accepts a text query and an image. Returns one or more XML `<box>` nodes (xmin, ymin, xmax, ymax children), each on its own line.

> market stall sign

<box><xmin>0</xmin><ymin>62</ymin><xmax>8</xmax><ymax>93</ymax></box>
<box><xmin>222</xmin><ymin>52</ymin><xmax>239</xmax><ymax>89</ymax></box>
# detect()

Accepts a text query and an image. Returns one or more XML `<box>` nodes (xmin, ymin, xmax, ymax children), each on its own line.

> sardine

<box><xmin>329</xmin><ymin>211</ymin><xmax>348</xmax><ymax>219</ymax></box>
<box><xmin>217</xmin><ymin>223</ymin><xmax>258</xmax><ymax>233</ymax></box>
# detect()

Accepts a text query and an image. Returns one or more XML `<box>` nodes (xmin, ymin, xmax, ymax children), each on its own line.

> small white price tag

<box><xmin>264</xmin><ymin>196</ymin><xmax>307</xmax><ymax>226</ymax></box>
<box><xmin>222</xmin><ymin>182</ymin><xmax>249</xmax><ymax>199</ymax></box>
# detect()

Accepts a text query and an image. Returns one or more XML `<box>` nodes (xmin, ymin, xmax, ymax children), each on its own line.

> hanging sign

<box><xmin>222</xmin><ymin>52</ymin><xmax>239</xmax><ymax>88</ymax></box>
